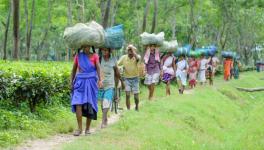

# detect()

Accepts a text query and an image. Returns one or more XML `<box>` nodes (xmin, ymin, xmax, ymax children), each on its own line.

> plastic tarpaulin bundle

<box><xmin>161</xmin><ymin>40</ymin><xmax>178</xmax><ymax>52</ymax></box>
<box><xmin>204</xmin><ymin>45</ymin><xmax>217</xmax><ymax>52</ymax></box>
<box><xmin>105</xmin><ymin>24</ymin><xmax>125</xmax><ymax>49</ymax></box>
<box><xmin>140</xmin><ymin>32</ymin><xmax>165</xmax><ymax>46</ymax></box>
<box><xmin>188</xmin><ymin>51</ymin><xmax>201</xmax><ymax>57</ymax></box>
<box><xmin>256</xmin><ymin>61</ymin><xmax>264</xmax><ymax>65</ymax></box>
<box><xmin>63</xmin><ymin>21</ymin><xmax>105</xmax><ymax>48</ymax></box>
<box><xmin>221</xmin><ymin>51</ymin><xmax>236</xmax><ymax>58</ymax></box>
<box><xmin>196</xmin><ymin>48</ymin><xmax>216</xmax><ymax>56</ymax></box>
<box><xmin>175</xmin><ymin>46</ymin><xmax>191</xmax><ymax>57</ymax></box>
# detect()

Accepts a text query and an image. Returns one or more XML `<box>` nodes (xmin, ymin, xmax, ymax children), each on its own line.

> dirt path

<box><xmin>15</xmin><ymin>113</ymin><xmax>121</xmax><ymax>150</ymax></box>
<box><xmin>184</xmin><ymin>89</ymin><xmax>194</xmax><ymax>95</ymax></box>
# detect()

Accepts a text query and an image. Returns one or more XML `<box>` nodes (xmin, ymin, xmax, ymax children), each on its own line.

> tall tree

<box><xmin>12</xmin><ymin>0</ymin><xmax>20</xmax><ymax>60</ymax></box>
<box><xmin>100</xmin><ymin>0</ymin><xmax>106</xmax><ymax>22</ymax></box>
<box><xmin>171</xmin><ymin>9</ymin><xmax>176</xmax><ymax>40</ymax></box>
<box><xmin>24</xmin><ymin>0</ymin><xmax>36</xmax><ymax>60</ymax></box>
<box><xmin>151</xmin><ymin>0</ymin><xmax>158</xmax><ymax>33</ymax></box>
<box><xmin>142</xmin><ymin>0</ymin><xmax>151</xmax><ymax>32</ymax></box>
<box><xmin>35</xmin><ymin>0</ymin><xmax>52</xmax><ymax>60</ymax></box>
<box><xmin>66</xmin><ymin>0</ymin><xmax>73</xmax><ymax>61</ymax></box>
<box><xmin>67</xmin><ymin>0</ymin><xmax>73</xmax><ymax>26</ymax></box>
<box><xmin>110</xmin><ymin>0</ymin><xmax>118</xmax><ymax>26</ymax></box>
<box><xmin>102</xmin><ymin>0</ymin><xmax>111</xmax><ymax>28</ymax></box>
<box><xmin>75</xmin><ymin>0</ymin><xmax>84</xmax><ymax>22</ymax></box>
<box><xmin>2</xmin><ymin>0</ymin><xmax>11</xmax><ymax>60</ymax></box>
<box><xmin>81</xmin><ymin>0</ymin><xmax>85</xmax><ymax>22</ymax></box>
<box><xmin>188</xmin><ymin>0</ymin><xmax>196</xmax><ymax>49</ymax></box>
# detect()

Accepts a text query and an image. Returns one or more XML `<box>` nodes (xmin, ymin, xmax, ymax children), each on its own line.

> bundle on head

<box><xmin>161</xmin><ymin>40</ymin><xmax>178</xmax><ymax>52</ymax></box>
<box><xmin>63</xmin><ymin>21</ymin><xmax>105</xmax><ymax>49</ymax></box>
<box><xmin>174</xmin><ymin>45</ymin><xmax>191</xmax><ymax>57</ymax></box>
<box><xmin>104</xmin><ymin>24</ymin><xmax>125</xmax><ymax>50</ymax></box>
<box><xmin>140</xmin><ymin>32</ymin><xmax>164</xmax><ymax>46</ymax></box>
<box><xmin>221</xmin><ymin>51</ymin><xmax>237</xmax><ymax>59</ymax></box>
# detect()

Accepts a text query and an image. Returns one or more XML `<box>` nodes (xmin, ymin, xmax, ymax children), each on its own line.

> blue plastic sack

<box><xmin>183</xmin><ymin>44</ymin><xmax>192</xmax><ymax>51</ymax></box>
<box><xmin>175</xmin><ymin>47</ymin><xmax>190</xmax><ymax>57</ymax></box>
<box><xmin>205</xmin><ymin>45</ymin><xmax>217</xmax><ymax>52</ymax></box>
<box><xmin>195</xmin><ymin>48</ymin><xmax>216</xmax><ymax>56</ymax></box>
<box><xmin>105</xmin><ymin>24</ymin><xmax>125</xmax><ymax>49</ymax></box>
<box><xmin>221</xmin><ymin>51</ymin><xmax>236</xmax><ymax>58</ymax></box>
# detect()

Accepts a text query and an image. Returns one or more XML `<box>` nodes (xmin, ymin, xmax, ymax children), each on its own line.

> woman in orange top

<box><xmin>223</xmin><ymin>58</ymin><xmax>233</xmax><ymax>81</ymax></box>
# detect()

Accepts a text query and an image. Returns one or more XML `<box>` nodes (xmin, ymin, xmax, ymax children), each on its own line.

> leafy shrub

<box><xmin>0</xmin><ymin>62</ymin><xmax>71</xmax><ymax>112</ymax></box>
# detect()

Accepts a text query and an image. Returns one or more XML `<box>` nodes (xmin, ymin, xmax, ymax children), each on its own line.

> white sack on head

<box><xmin>63</xmin><ymin>21</ymin><xmax>105</xmax><ymax>49</ymax></box>
<box><xmin>161</xmin><ymin>40</ymin><xmax>178</xmax><ymax>52</ymax></box>
<box><xmin>140</xmin><ymin>32</ymin><xmax>164</xmax><ymax>46</ymax></box>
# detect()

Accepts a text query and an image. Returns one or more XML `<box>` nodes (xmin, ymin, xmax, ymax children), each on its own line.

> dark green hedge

<box><xmin>0</xmin><ymin>70</ymin><xmax>70</xmax><ymax>112</ymax></box>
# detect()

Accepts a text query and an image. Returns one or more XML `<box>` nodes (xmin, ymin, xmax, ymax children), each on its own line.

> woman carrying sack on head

<box><xmin>98</xmin><ymin>47</ymin><xmax>120</xmax><ymax>128</ymax></box>
<box><xmin>71</xmin><ymin>45</ymin><xmax>102</xmax><ymax>136</ymax></box>
<box><xmin>188</xmin><ymin>56</ymin><xmax>198</xmax><ymax>88</ymax></box>
<box><xmin>223</xmin><ymin>57</ymin><xmax>233</xmax><ymax>81</ymax></box>
<box><xmin>144</xmin><ymin>44</ymin><xmax>161</xmax><ymax>100</ymax></box>
<box><xmin>233</xmin><ymin>57</ymin><xmax>241</xmax><ymax>79</ymax></box>
<box><xmin>206</xmin><ymin>56</ymin><xmax>214</xmax><ymax>85</ymax></box>
<box><xmin>161</xmin><ymin>51</ymin><xmax>176</xmax><ymax>96</ymax></box>
<box><xmin>198</xmin><ymin>54</ymin><xmax>208</xmax><ymax>85</ymax></box>
<box><xmin>176</xmin><ymin>55</ymin><xmax>189</xmax><ymax>94</ymax></box>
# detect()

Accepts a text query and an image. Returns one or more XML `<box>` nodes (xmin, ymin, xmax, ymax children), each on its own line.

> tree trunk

<box><xmin>135</xmin><ymin>0</ymin><xmax>141</xmax><ymax>36</ymax></box>
<box><xmin>219</xmin><ymin>22</ymin><xmax>228</xmax><ymax>51</ymax></box>
<box><xmin>102</xmin><ymin>0</ymin><xmax>111</xmax><ymax>28</ymax></box>
<box><xmin>24</xmin><ymin>0</ymin><xmax>29</xmax><ymax>60</ymax></box>
<box><xmin>3</xmin><ymin>1</ymin><xmax>11</xmax><ymax>60</ymax></box>
<box><xmin>75</xmin><ymin>0</ymin><xmax>83</xmax><ymax>22</ymax></box>
<box><xmin>142</xmin><ymin>0</ymin><xmax>151</xmax><ymax>32</ymax></box>
<box><xmin>171</xmin><ymin>10</ymin><xmax>176</xmax><ymax>40</ymax></box>
<box><xmin>151</xmin><ymin>0</ymin><xmax>158</xmax><ymax>33</ymax></box>
<box><xmin>35</xmin><ymin>0</ymin><xmax>52</xmax><ymax>60</ymax></box>
<box><xmin>110</xmin><ymin>0</ymin><xmax>118</xmax><ymax>26</ymax></box>
<box><xmin>13</xmin><ymin>0</ymin><xmax>20</xmax><ymax>60</ymax></box>
<box><xmin>66</xmin><ymin>0</ymin><xmax>73</xmax><ymax>61</ymax></box>
<box><xmin>67</xmin><ymin>0</ymin><xmax>73</xmax><ymax>26</ymax></box>
<box><xmin>81</xmin><ymin>0</ymin><xmax>85</xmax><ymax>22</ymax></box>
<box><xmin>189</xmin><ymin>0</ymin><xmax>196</xmax><ymax>49</ymax></box>
<box><xmin>100</xmin><ymin>0</ymin><xmax>106</xmax><ymax>23</ymax></box>
<box><xmin>24</xmin><ymin>0</ymin><xmax>35</xmax><ymax>61</ymax></box>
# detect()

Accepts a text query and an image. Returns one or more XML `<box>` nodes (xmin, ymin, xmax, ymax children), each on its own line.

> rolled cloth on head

<box><xmin>126</xmin><ymin>44</ymin><xmax>137</xmax><ymax>51</ymax></box>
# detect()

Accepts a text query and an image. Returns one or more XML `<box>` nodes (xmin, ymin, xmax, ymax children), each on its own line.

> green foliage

<box><xmin>0</xmin><ymin>106</ymin><xmax>75</xmax><ymax>148</ymax></box>
<box><xmin>0</xmin><ymin>0</ymin><xmax>263</xmax><ymax>63</ymax></box>
<box><xmin>0</xmin><ymin>61</ymin><xmax>71</xmax><ymax>112</ymax></box>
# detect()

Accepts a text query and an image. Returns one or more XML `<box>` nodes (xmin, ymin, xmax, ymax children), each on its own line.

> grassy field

<box><xmin>60</xmin><ymin>72</ymin><xmax>264</xmax><ymax>150</ymax></box>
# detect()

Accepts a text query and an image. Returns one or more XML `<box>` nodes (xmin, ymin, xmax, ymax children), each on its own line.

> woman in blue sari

<box><xmin>71</xmin><ymin>45</ymin><xmax>102</xmax><ymax>136</ymax></box>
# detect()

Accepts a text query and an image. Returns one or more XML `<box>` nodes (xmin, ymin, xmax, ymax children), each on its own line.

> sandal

<box><xmin>85</xmin><ymin>130</ymin><xmax>91</xmax><ymax>135</ymax></box>
<box><xmin>101</xmin><ymin>124</ymin><xmax>107</xmax><ymax>129</ymax></box>
<box><xmin>73</xmin><ymin>129</ymin><xmax>82</xmax><ymax>136</ymax></box>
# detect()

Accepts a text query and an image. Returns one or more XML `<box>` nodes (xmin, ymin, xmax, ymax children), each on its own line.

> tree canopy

<box><xmin>0</xmin><ymin>0</ymin><xmax>263</xmax><ymax>64</ymax></box>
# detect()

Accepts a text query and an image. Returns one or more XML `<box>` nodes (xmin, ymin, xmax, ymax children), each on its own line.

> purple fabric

<box><xmin>71</xmin><ymin>52</ymin><xmax>98</xmax><ymax>113</ymax></box>
<box><xmin>162</xmin><ymin>73</ymin><xmax>173</xmax><ymax>82</ymax></box>
<box><xmin>146</xmin><ymin>52</ymin><xmax>160</xmax><ymax>75</ymax></box>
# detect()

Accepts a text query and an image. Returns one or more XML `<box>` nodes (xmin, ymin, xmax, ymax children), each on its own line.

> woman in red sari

<box><xmin>188</xmin><ymin>56</ymin><xmax>198</xmax><ymax>88</ymax></box>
